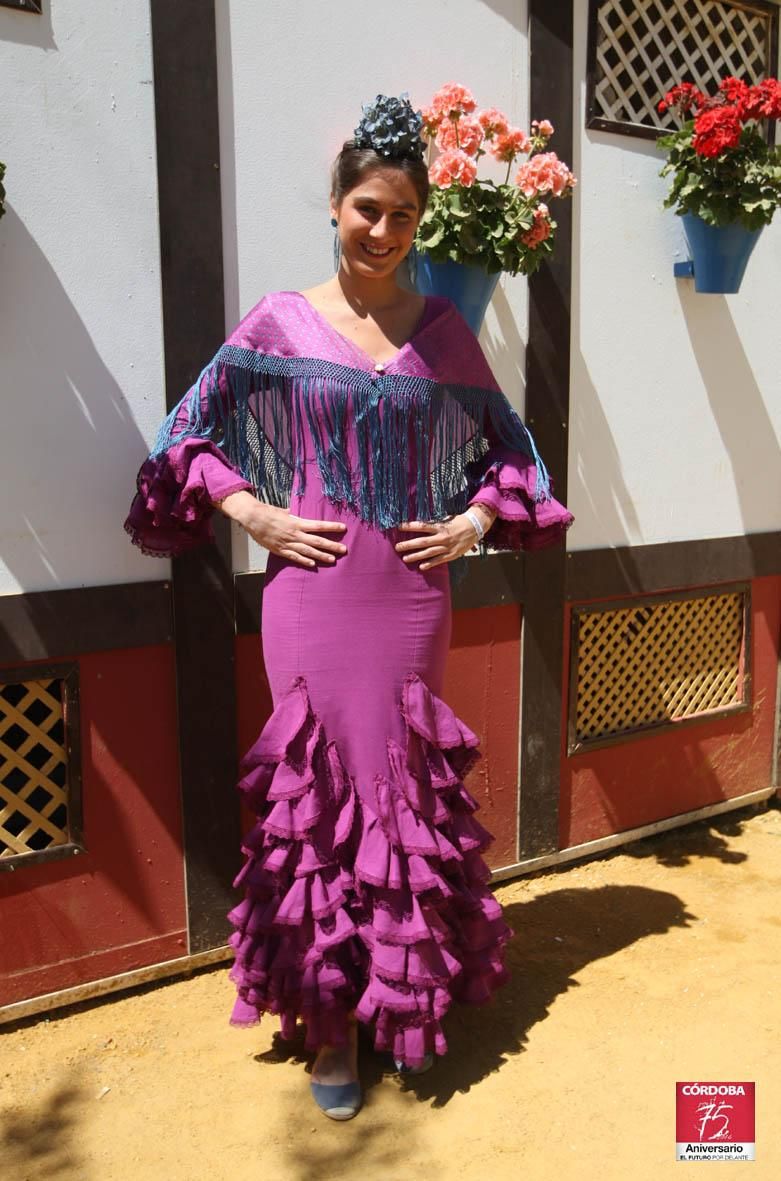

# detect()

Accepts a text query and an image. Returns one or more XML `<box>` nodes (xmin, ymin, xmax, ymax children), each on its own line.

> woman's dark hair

<box><xmin>330</xmin><ymin>140</ymin><xmax>429</xmax><ymax>218</ymax></box>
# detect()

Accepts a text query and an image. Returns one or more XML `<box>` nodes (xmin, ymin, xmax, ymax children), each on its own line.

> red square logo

<box><xmin>676</xmin><ymin>1082</ymin><xmax>755</xmax><ymax>1161</ymax></box>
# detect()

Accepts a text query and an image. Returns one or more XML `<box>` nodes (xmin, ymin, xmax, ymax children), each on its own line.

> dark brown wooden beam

<box><xmin>520</xmin><ymin>0</ymin><xmax>574</xmax><ymax>861</ymax></box>
<box><xmin>0</xmin><ymin>581</ymin><xmax>171</xmax><ymax>665</ymax></box>
<box><xmin>150</xmin><ymin>0</ymin><xmax>241</xmax><ymax>954</ymax></box>
<box><xmin>566</xmin><ymin>532</ymin><xmax>781</xmax><ymax>601</ymax></box>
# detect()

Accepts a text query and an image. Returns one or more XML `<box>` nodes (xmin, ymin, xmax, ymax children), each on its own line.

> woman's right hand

<box><xmin>215</xmin><ymin>491</ymin><xmax>347</xmax><ymax>568</ymax></box>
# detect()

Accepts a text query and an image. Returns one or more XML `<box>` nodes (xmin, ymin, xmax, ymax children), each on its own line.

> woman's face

<box><xmin>331</xmin><ymin>168</ymin><xmax>421</xmax><ymax>279</ymax></box>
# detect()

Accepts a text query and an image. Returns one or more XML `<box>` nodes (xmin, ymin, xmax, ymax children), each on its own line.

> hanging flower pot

<box><xmin>414</xmin><ymin>253</ymin><xmax>500</xmax><ymax>334</ymax></box>
<box><xmin>656</xmin><ymin>75</ymin><xmax>781</xmax><ymax>295</ymax></box>
<box><xmin>411</xmin><ymin>82</ymin><xmax>576</xmax><ymax>335</ymax></box>
<box><xmin>680</xmin><ymin>212</ymin><xmax>764</xmax><ymax>293</ymax></box>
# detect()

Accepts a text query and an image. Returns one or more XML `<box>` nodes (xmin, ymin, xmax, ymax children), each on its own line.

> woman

<box><xmin>125</xmin><ymin>94</ymin><xmax>574</xmax><ymax>1120</ymax></box>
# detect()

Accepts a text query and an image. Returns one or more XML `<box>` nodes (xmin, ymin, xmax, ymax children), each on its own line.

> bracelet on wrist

<box><xmin>464</xmin><ymin>508</ymin><xmax>486</xmax><ymax>543</ymax></box>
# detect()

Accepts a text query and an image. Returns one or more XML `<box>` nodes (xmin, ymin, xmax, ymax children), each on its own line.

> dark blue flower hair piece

<box><xmin>353</xmin><ymin>92</ymin><xmax>426</xmax><ymax>161</ymax></box>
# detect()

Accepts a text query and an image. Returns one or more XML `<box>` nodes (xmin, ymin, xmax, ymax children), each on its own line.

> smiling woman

<box><xmin>302</xmin><ymin>168</ymin><xmax>427</xmax><ymax>365</ymax></box>
<box><xmin>342</xmin><ymin>183</ymin><xmax>417</xmax><ymax>265</ymax></box>
<box><xmin>124</xmin><ymin>92</ymin><xmax>574</xmax><ymax>1123</ymax></box>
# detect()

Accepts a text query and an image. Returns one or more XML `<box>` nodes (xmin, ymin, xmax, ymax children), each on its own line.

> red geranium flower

<box><xmin>738</xmin><ymin>78</ymin><xmax>781</xmax><ymax>122</ymax></box>
<box><xmin>692</xmin><ymin>106</ymin><xmax>743</xmax><ymax>157</ymax></box>
<box><xmin>658</xmin><ymin>82</ymin><xmax>706</xmax><ymax>115</ymax></box>
<box><xmin>719</xmin><ymin>76</ymin><xmax>749</xmax><ymax>105</ymax></box>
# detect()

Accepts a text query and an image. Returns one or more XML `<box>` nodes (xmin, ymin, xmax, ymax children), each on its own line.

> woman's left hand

<box><xmin>394</xmin><ymin>505</ymin><xmax>497</xmax><ymax>571</ymax></box>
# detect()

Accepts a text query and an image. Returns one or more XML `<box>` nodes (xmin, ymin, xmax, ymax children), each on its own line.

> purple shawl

<box><xmin>125</xmin><ymin>291</ymin><xmax>574</xmax><ymax>557</ymax></box>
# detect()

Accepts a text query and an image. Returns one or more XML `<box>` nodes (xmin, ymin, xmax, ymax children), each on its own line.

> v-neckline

<box><xmin>291</xmin><ymin>290</ymin><xmax>434</xmax><ymax>371</ymax></box>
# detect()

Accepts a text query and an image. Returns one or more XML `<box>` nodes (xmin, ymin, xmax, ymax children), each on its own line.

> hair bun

<box><xmin>353</xmin><ymin>93</ymin><xmax>426</xmax><ymax>161</ymax></box>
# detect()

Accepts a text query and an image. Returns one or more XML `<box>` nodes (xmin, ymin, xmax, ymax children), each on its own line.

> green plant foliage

<box><xmin>658</xmin><ymin>123</ymin><xmax>781</xmax><ymax>231</ymax></box>
<box><xmin>414</xmin><ymin>179</ymin><xmax>556</xmax><ymax>276</ymax></box>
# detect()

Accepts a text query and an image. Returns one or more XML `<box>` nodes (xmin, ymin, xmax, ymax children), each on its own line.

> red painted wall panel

<box><xmin>234</xmin><ymin>603</ymin><xmax>522</xmax><ymax>872</ymax></box>
<box><xmin>444</xmin><ymin>605</ymin><xmax>521</xmax><ymax>869</ymax></box>
<box><xmin>0</xmin><ymin>646</ymin><xmax>186</xmax><ymax>1005</ymax></box>
<box><xmin>559</xmin><ymin>576</ymin><xmax>781</xmax><ymax>849</ymax></box>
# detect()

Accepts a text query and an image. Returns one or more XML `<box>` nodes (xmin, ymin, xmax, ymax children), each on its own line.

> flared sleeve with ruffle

<box><xmin>124</xmin><ymin>435</ymin><xmax>255</xmax><ymax>559</ymax></box>
<box><xmin>124</xmin><ymin>308</ymin><xmax>268</xmax><ymax>558</ymax></box>
<box><xmin>466</xmin><ymin>425</ymin><xmax>574</xmax><ymax>552</ymax></box>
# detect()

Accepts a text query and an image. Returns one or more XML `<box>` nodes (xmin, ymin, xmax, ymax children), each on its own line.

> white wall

<box><xmin>215</xmin><ymin>0</ymin><xmax>531</xmax><ymax>572</ymax></box>
<box><xmin>7</xmin><ymin>1</ymin><xmax>766</xmax><ymax>594</ymax></box>
<box><xmin>568</xmin><ymin>2</ymin><xmax>781</xmax><ymax>551</ymax></box>
<box><xmin>0</xmin><ymin>1</ymin><xmax>166</xmax><ymax>594</ymax></box>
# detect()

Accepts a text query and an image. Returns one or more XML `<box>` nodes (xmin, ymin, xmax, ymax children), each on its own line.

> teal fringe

<box><xmin>152</xmin><ymin>346</ymin><xmax>552</xmax><ymax>529</ymax></box>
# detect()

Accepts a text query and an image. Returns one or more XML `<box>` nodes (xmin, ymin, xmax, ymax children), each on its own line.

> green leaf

<box><xmin>420</xmin><ymin>224</ymin><xmax>445</xmax><ymax>250</ymax></box>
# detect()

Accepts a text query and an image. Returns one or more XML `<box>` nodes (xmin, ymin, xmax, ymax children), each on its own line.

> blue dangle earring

<box><xmin>405</xmin><ymin>242</ymin><xmax>418</xmax><ymax>287</ymax></box>
<box><xmin>331</xmin><ymin>217</ymin><xmax>341</xmax><ymax>272</ymax></box>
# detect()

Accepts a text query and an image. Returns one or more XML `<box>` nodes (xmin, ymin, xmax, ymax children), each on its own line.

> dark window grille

<box><xmin>0</xmin><ymin>664</ymin><xmax>83</xmax><ymax>870</ymax></box>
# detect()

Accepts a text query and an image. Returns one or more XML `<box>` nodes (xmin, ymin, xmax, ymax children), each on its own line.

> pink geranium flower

<box><xmin>436</xmin><ymin>115</ymin><xmax>484</xmax><ymax>156</ymax></box>
<box><xmin>515</xmin><ymin>151</ymin><xmax>576</xmax><ymax>197</ymax></box>
<box><xmin>489</xmin><ymin>127</ymin><xmax>531</xmax><ymax>163</ymax></box>
<box><xmin>431</xmin><ymin>82</ymin><xmax>477</xmax><ymax>120</ymax></box>
<box><xmin>429</xmin><ymin>148</ymin><xmax>478</xmax><ymax>188</ymax></box>
<box><xmin>476</xmin><ymin>107</ymin><xmax>510</xmax><ymax>140</ymax></box>
<box><xmin>521</xmin><ymin>203</ymin><xmax>552</xmax><ymax>247</ymax></box>
<box><xmin>532</xmin><ymin>118</ymin><xmax>554</xmax><ymax>137</ymax></box>
<box><xmin>421</xmin><ymin>105</ymin><xmax>442</xmax><ymax>137</ymax></box>
<box><xmin>414</xmin><ymin>83</ymin><xmax>577</xmax><ymax>275</ymax></box>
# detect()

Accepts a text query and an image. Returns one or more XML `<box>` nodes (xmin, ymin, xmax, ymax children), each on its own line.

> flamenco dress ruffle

<box><xmin>227</xmin><ymin>673</ymin><xmax>512</xmax><ymax>1070</ymax></box>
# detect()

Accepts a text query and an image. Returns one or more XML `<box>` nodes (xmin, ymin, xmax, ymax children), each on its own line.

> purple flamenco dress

<box><xmin>125</xmin><ymin>290</ymin><xmax>574</xmax><ymax>1068</ymax></box>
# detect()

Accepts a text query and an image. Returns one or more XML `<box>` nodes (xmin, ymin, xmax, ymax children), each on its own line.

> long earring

<box><xmin>331</xmin><ymin>217</ymin><xmax>341</xmax><ymax>272</ymax></box>
<box><xmin>406</xmin><ymin>242</ymin><xmax>418</xmax><ymax>288</ymax></box>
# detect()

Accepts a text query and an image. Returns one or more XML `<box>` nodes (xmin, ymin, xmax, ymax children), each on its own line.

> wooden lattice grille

<box><xmin>586</xmin><ymin>0</ymin><xmax>779</xmax><ymax>139</ymax></box>
<box><xmin>0</xmin><ymin>678</ymin><xmax>71</xmax><ymax>859</ymax></box>
<box><xmin>570</xmin><ymin>588</ymin><xmax>749</xmax><ymax>750</ymax></box>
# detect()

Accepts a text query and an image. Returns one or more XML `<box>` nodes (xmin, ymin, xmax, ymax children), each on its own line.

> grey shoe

<box><xmin>392</xmin><ymin>1051</ymin><xmax>435</xmax><ymax>1075</ymax></box>
<box><xmin>310</xmin><ymin>1079</ymin><xmax>362</xmax><ymax>1120</ymax></box>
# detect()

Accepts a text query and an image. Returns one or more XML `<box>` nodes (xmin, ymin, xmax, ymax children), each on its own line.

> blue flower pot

<box><xmin>680</xmin><ymin>213</ymin><xmax>764</xmax><ymax>294</ymax></box>
<box><xmin>414</xmin><ymin>254</ymin><xmax>501</xmax><ymax>335</ymax></box>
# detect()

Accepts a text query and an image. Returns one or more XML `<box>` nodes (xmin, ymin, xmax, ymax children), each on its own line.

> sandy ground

<box><xmin>2</xmin><ymin>799</ymin><xmax>779</xmax><ymax>1181</ymax></box>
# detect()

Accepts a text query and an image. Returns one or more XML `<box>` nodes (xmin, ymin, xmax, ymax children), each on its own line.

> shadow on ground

<box><xmin>0</xmin><ymin>1070</ymin><xmax>90</xmax><ymax>1178</ymax></box>
<box><xmin>404</xmin><ymin>882</ymin><xmax>694</xmax><ymax>1107</ymax></box>
<box><xmin>618</xmin><ymin>801</ymin><xmax>778</xmax><ymax>868</ymax></box>
<box><xmin>254</xmin><ymin>876</ymin><xmax>695</xmax><ymax>1181</ymax></box>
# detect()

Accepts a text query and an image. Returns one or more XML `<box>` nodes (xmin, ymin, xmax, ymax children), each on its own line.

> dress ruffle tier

<box><xmin>227</xmin><ymin>672</ymin><xmax>513</xmax><ymax>1068</ymax></box>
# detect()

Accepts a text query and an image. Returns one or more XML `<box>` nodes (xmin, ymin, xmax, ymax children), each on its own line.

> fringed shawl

<box><xmin>149</xmin><ymin>291</ymin><xmax>552</xmax><ymax>531</ymax></box>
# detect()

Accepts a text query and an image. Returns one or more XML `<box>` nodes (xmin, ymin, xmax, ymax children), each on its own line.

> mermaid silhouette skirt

<box><xmin>122</xmin><ymin>293</ymin><xmax>576</xmax><ymax>1070</ymax></box>
<box><xmin>226</xmin><ymin>486</ymin><xmax>513</xmax><ymax>1069</ymax></box>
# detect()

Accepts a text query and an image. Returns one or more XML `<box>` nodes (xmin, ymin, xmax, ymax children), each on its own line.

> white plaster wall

<box><xmin>0</xmin><ymin>1</ymin><xmax>166</xmax><ymax>594</ymax></box>
<box><xmin>568</xmin><ymin>2</ymin><xmax>781</xmax><ymax>551</ymax></box>
<box><xmin>4</xmin><ymin>2</ymin><xmax>775</xmax><ymax>596</ymax></box>
<box><xmin>215</xmin><ymin>0</ymin><xmax>531</xmax><ymax>572</ymax></box>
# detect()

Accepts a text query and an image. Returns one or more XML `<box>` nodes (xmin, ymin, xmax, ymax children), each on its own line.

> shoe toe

<box><xmin>310</xmin><ymin>1080</ymin><xmax>362</xmax><ymax>1120</ymax></box>
<box><xmin>392</xmin><ymin>1051</ymin><xmax>435</xmax><ymax>1075</ymax></box>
